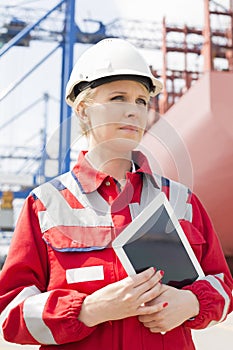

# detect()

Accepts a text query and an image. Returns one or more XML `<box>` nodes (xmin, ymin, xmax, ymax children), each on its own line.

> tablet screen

<box><xmin>122</xmin><ymin>206</ymin><xmax>199</xmax><ymax>288</ymax></box>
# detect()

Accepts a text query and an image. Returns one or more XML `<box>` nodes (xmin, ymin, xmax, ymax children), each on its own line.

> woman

<box><xmin>0</xmin><ymin>38</ymin><xmax>232</xmax><ymax>350</ymax></box>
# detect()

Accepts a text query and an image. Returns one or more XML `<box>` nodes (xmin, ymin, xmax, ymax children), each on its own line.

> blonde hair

<box><xmin>72</xmin><ymin>87</ymin><xmax>96</xmax><ymax>135</ymax></box>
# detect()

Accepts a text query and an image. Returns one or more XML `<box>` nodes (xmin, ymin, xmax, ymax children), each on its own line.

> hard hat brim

<box><xmin>66</xmin><ymin>72</ymin><xmax>163</xmax><ymax>107</ymax></box>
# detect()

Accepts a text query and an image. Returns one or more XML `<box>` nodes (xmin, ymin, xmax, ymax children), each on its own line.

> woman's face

<box><xmin>84</xmin><ymin>80</ymin><xmax>150</xmax><ymax>152</ymax></box>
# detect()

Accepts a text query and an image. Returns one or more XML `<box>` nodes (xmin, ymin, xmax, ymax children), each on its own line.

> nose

<box><xmin>124</xmin><ymin>103</ymin><xmax>139</xmax><ymax>118</ymax></box>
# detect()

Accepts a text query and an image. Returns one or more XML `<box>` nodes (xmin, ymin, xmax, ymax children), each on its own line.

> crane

<box><xmin>0</xmin><ymin>1</ymin><xmax>165</xmax><ymax>198</ymax></box>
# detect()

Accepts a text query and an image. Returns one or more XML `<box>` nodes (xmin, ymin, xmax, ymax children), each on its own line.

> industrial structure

<box><xmin>142</xmin><ymin>0</ymin><xmax>233</xmax><ymax>272</ymax></box>
<box><xmin>0</xmin><ymin>0</ymin><xmax>233</xmax><ymax>272</ymax></box>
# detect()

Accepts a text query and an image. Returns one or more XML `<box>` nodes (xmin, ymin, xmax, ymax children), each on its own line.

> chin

<box><xmin>107</xmin><ymin>137</ymin><xmax>141</xmax><ymax>153</ymax></box>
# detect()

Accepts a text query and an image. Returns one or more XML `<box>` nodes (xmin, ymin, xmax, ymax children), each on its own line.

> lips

<box><xmin>119</xmin><ymin>125</ymin><xmax>139</xmax><ymax>132</ymax></box>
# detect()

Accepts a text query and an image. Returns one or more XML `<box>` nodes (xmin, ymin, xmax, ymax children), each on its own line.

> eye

<box><xmin>110</xmin><ymin>95</ymin><xmax>125</xmax><ymax>102</ymax></box>
<box><xmin>136</xmin><ymin>98</ymin><xmax>148</xmax><ymax>106</ymax></box>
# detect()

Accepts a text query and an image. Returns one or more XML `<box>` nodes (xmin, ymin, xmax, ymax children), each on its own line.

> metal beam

<box><xmin>0</xmin><ymin>0</ymin><xmax>65</xmax><ymax>57</ymax></box>
<box><xmin>58</xmin><ymin>0</ymin><xmax>76</xmax><ymax>174</ymax></box>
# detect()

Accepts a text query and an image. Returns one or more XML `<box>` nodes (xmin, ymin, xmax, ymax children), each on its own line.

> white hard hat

<box><xmin>66</xmin><ymin>38</ymin><xmax>163</xmax><ymax>107</ymax></box>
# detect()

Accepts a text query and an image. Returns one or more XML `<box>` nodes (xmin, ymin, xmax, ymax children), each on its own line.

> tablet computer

<box><xmin>112</xmin><ymin>192</ymin><xmax>205</xmax><ymax>288</ymax></box>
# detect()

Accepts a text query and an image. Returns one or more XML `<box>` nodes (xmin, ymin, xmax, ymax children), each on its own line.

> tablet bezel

<box><xmin>112</xmin><ymin>192</ymin><xmax>205</xmax><ymax>280</ymax></box>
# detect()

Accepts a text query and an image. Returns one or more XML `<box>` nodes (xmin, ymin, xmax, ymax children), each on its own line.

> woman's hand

<box><xmin>138</xmin><ymin>284</ymin><xmax>200</xmax><ymax>333</ymax></box>
<box><xmin>78</xmin><ymin>268</ymin><xmax>165</xmax><ymax>327</ymax></box>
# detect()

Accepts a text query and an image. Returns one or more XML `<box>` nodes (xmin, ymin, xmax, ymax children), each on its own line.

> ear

<box><xmin>76</xmin><ymin>101</ymin><xmax>87</xmax><ymax>120</ymax></box>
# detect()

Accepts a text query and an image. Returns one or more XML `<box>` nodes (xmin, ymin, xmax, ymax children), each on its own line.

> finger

<box><xmin>137</xmin><ymin>301</ymin><xmax>167</xmax><ymax>317</ymax></box>
<box><xmin>149</xmin><ymin>326</ymin><xmax>168</xmax><ymax>334</ymax></box>
<box><xmin>142</xmin><ymin>320</ymin><xmax>158</xmax><ymax>328</ymax></box>
<box><xmin>135</xmin><ymin>270</ymin><xmax>164</xmax><ymax>298</ymax></box>
<box><xmin>128</xmin><ymin>267</ymin><xmax>155</xmax><ymax>287</ymax></box>
<box><xmin>141</xmin><ymin>321</ymin><xmax>167</xmax><ymax>334</ymax></box>
<box><xmin>149</xmin><ymin>327</ymin><xmax>165</xmax><ymax>334</ymax></box>
<box><xmin>124</xmin><ymin>267</ymin><xmax>155</xmax><ymax>291</ymax></box>
<box><xmin>138</xmin><ymin>282</ymin><xmax>163</xmax><ymax>306</ymax></box>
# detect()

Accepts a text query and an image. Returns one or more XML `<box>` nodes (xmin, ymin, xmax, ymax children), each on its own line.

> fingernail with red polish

<box><xmin>163</xmin><ymin>302</ymin><xmax>168</xmax><ymax>308</ymax></box>
<box><xmin>153</xmin><ymin>267</ymin><xmax>157</xmax><ymax>272</ymax></box>
<box><xmin>160</xmin><ymin>270</ymin><xmax>164</xmax><ymax>277</ymax></box>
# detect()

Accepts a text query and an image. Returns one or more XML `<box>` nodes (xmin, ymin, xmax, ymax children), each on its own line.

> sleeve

<box><xmin>180</xmin><ymin>193</ymin><xmax>233</xmax><ymax>330</ymax></box>
<box><xmin>0</xmin><ymin>195</ymin><xmax>96</xmax><ymax>346</ymax></box>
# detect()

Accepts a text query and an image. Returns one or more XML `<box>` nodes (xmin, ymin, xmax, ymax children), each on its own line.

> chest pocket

<box><xmin>43</xmin><ymin>227</ymin><xmax>117</xmax><ymax>294</ymax></box>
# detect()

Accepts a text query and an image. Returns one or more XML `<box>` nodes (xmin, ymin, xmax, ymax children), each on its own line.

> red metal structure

<box><xmin>142</xmin><ymin>0</ymin><xmax>233</xmax><ymax>273</ymax></box>
<box><xmin>157</xmin><ymin>0</ymin><xmax>233</xmax><ymax>114</ymax></box>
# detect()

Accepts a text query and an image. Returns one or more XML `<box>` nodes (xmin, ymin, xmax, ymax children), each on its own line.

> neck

<box><xmin>86</xmin><ymin>146</ymin><xmax>132</xmax><ymax>182</ymax></box>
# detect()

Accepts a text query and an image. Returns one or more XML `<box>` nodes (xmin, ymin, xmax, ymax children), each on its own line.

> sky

<box><xmin>0</xmin><ymin>0</ymin><xmax>230</xmax><ymax>177</ymax></box>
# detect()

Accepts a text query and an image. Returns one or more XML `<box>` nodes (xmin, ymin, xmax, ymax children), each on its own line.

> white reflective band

<box><xmin>23</xmin><ymin>291</ymin><xmax>57</xmax><ymax>345</ymax></box>
<box><xmin>204</xmin><ymin>275</ymin><xmax>231</xmax><ymax>326</ymax></box>
<box><xmin>66</xmin><ymin>265</ymin><xmax>104</xmax><ymax>284</ymax></box>
<box><xmin>185</xmin><ymin>203</ymin><xmax>193</xmax><ymax>222</ymax></box>
<box><xmin>59</xmin><ymin>172</ymin><xmax>112</xmax><ymax>217</ymax></box>
<box><xmin>153</xmin><ymin>173</ymin><xmax>162</xmax><ymax>189</ymax></box>
<box><xmin>129</xmin><ymin>174</ymin><xmax>192</xmax><ymax>222</ymax></box>
<box><xmin>38</xmin><ymin>206</ymin><xmax>112</xmax><ymax>232</ymax></box>
<box><xmin>215</xmin><ymin>273</ymin><xmax>224</xmax><ymax>281</ymax></box>
<box><xmin>169</xmin><ymin>180</ymin><xmax>192</xmax><ymax>221</ymax></box>
<box><xmin>129</xmin><ymin>174</ymin><xmax>161</xmax><ymax>220</ymax></box>
<box><xmin>33</xmin><ymin>179</ymin><xmax>113</xmax><ymax>232</ymax></box>
<box><xmin>33</xmin><ymin>171</ymin><xmax>192</xmax><ymax>233</ymax></box>
<box><xmin>0</xmin><ymin>285</ymin><xmax>40</xmax><ymax>335</ymax></box>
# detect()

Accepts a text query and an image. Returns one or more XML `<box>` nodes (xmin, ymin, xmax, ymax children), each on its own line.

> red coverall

<box><xmin>0</xmin><ymin>151</ymin><xmax>232</xmax><ymax>350</ymax></box>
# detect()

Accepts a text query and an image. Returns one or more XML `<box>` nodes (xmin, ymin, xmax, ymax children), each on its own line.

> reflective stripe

<box><xmin>23</xmin><ymin>291</ymin><xmax>57</xmax><ymax>345</ymax></box>
<box><xmin>152</xmin><ymin>173</ymin><xmax>162</xmax><ymax>189</ymax></box>
<box><xmin>152</xmin><ymin>173</ymin><xmax>192</xmax><ymax>222</ymax></box>
<box><xmin>0</xmin><ymin>285</ymin><xmax>40</xmax><ymax>335</ymax></box>
<box><xmin>129</xmin><ymin>173</ymin><xmax>192</xmax><ymax>222</ymax></box>
<box><xmin>169</xmin><ymin>180</ymin><xmax>192</xmax><ymax>222</ymax></box>
<box><xmin>33</xmin><ymin>171</ymin><xmax>192</xmax><ymax>233</ymax></box>
<box><xmin>184</xmin><ymin>203</ymin><xmax>193</xmax><ymax>222</ymax></box>
<box><xmin>129</xmin><ymin>174</ymin><xmax>161</xmax><ymax>220</ymax></box>
<box><xmin>60</xmin><ymin>172</ymin><xmax>111</xmax><ymax>215</ymax></box>
<box><xmin>33</xmin><ymin>179</ymin><xmax>113</xmax><ymax>232</ymax></box>
<box><xmin>204</xmin><ymin>275</ymin><xmax>231</xmax><ymax>326</ymax></box>
<box><xmin>215</xmin><ymin>273</ymin><xmax>224</xmax><ymax>281</ymax></box>
<box><xmin>38</xmin><ymin>207</ymin><xmax>113</xmax><ymax>232</ymax></box>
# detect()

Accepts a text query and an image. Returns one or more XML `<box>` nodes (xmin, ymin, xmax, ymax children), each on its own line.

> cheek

<box><xmin>89</xmin><ymin>116</ymin><xmax>113</xmax><ymax>133</ymax></box>
<box><xmin>136</xmin><ymin>117</ymin><xmax>147</xmax><ymax>137</ymax></box>
<box><xmin>87</xmin><ymin>107</ymin><xmax>111</xmax><ymax>130</ymax></box>
<box><xmin>140</xmin><ymin>117</ymin><xmax>147</xmax><ymax>130</ymax></box>
<box><xmin>89</xmin><ymin>122</ymin><xmax>116</xmax><ymax>141</ymax></box>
